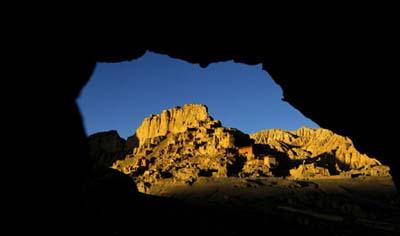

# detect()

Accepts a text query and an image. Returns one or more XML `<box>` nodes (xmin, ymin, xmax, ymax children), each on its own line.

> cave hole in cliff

<box><xmin>78</xmin><ymin>51</ymin><xmax>318</xmax><ymax>140</ymax></box>
<box><xmin>76</xmin><ymin>50</ymin><xmax>398</xmax><ymax>232</ymax></box>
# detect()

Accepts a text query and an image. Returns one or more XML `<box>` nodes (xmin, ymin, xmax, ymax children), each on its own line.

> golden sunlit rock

<box><xmin>80</xmin><ymin>104</ymin><xmax>390</xmax><ymax>192</ymax></box>
<box><xmin>251</xmin><ymin>127</ymin><xmax>389</xmax><ymax>178</ymax></box>
<box><xmin>135</xmin><ymin>104</ymin><xmax>212</xmax><ymax>146</ymax></box>
<box><xmin>87</xmin><ymin>104</ymin><xmax>398</xmax><ymax>235</ymax></box>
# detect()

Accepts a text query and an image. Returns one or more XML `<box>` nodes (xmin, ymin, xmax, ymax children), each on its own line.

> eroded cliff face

<box><xmin>135</xmin><ymin>104</ymin><xmax>212</xmax><ymax>145</ymax></box>
<box><xmin>113</xmin><ymin>104</ymin><xmax>251</xmax><ymax>191</ymax></box>
<box><xmin>89</xmin><ymin>105</ymin><xmax>389</xmax><ymax>192</ymax></box>
<box><xmin>250</xmin><ymin>127</ymin><xmax>389</xmax><ymax>178</ymax></box>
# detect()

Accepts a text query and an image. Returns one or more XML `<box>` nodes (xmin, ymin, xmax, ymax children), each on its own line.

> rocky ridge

<box><xmin>88</xmin><ymin>104</ymin><xmax>390</xmax><ymax>192</ymax></box>
<box><xmin>251</xmin><ymin>127</ymin><xmax>389</xmax><ymax>178</ymax></box>
<box><xmin>112</xmin><ymin>104</ymin><xmax>251</xmax><ymax>191</ymax></box>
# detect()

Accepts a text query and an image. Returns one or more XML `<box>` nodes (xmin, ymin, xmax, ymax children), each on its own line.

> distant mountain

<box><xmin>88</xmin><ymin>104</ymin><xmax>390</xmax><ymax>192</ymax></box>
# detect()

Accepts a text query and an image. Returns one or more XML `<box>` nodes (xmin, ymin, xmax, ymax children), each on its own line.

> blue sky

<box><xmin>77</xmin><ymin>52</ymin><xmax>318</xmax><ymax>139</ymax></box>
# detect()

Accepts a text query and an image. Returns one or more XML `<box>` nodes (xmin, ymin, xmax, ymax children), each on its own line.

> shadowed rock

<box><xmin>88</xmin><ymin>130</ymin><xmax>126</xmax><ymax>171</ymax></box>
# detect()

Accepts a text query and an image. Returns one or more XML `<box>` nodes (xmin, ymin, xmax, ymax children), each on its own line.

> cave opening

<box><xmin>78</xmin><ymin>51</ymin><xmax>321</xmax><ymax>182</ymax></box>
<box><xmin>77</xmin><ymin>51</ymin><xmax>398</xmax><ymax>235</ymax></box>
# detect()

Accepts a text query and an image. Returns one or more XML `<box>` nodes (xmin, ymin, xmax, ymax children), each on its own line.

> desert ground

<box><xmin>145</xmin><ymin>176</ymin><xmax>399</xmax><ymax>235</ymax></box>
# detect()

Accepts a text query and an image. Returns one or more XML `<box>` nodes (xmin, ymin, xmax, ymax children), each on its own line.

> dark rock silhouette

<box><xmin>88</xmin><ymin>130</ymin><xmax>126</xmax><ymax>171</ymax></box>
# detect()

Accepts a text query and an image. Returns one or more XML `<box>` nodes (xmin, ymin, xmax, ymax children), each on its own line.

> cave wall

<box><xmin>16</xmin><ymin>19</ymin><xmax>398</xmax><ymax>233</ymax></box>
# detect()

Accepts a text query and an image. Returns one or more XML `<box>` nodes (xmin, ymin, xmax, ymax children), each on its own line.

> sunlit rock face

<box><xmin>129</xmin><ymin>104</ymin><xmax>240</xmax><ymax>156</ymax></box>
<box><xmin>135</xmin><ymin>104</ymin><xmax>212</xmax><ymax>146</ymax></box>
<box><xmin>89</xmin><ymin>104</ymin><xmax>389</xmax><ymax>192</ymax></box>
<box><xmin>113</xmin><ymin>104</ymin><xmax>251</xmax><ymax>191</ymax></box>
<box><xmin>250</xmin><ymin>127</ymin><xmax>386</xmax><ymax>175</ymax></box>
